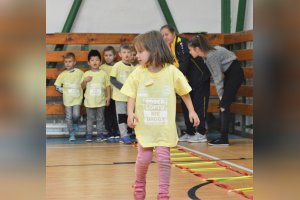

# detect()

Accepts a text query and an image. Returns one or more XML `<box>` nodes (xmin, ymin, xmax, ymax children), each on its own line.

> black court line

<box><xmin>187</xmin><ymin>181</ymin><xmax>213</xmax><ymax>200</ymax></box>
<box><xmin>46</xmin><ymin>161</ymin><xmax>155</xmax><ymax>168</ymax></box>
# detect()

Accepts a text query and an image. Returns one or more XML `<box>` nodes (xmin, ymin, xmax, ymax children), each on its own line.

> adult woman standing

<box><xmin>160</xmin><ymin>25</ymin><xmax>211</xmax><ymax>143</ymax></box>
<box><xmin>188</xmin><ymin>34</ymin><xmax>245</xmax><ymax>145</ymax></box>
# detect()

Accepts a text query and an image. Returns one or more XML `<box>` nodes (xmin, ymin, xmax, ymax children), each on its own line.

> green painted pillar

<box><xmin>157</xmin><ymin>0</ymin><xmax>178</xmax><ymax>33</ymax></box>
<box><xmin>221</xmin><ymin>0</ymin><xmax>231</xmax><ymax>33</ymax></box>
<box><xmin>236</xmin><ymin>0</ymin><xmax>246</xmax><ymax>32</ymax></box>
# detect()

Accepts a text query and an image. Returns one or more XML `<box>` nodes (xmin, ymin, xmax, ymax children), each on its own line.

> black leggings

<box><xmin>181</xmin><ymin>80</ymin><xmax>210</xmax><ymax>135</ymax></box>
<box><xmin>220</xmin><ymin>60</ymin><xmax>245</xmax><ymax>110</ymax></box>
<box><xmin>219</xmin><ymin>60</ymin><xmax>244</xmax><ymax>139</ymax></box>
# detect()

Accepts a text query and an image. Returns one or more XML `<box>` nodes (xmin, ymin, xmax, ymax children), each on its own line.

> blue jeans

<box><xmin>65</xmin><ymin>105</ymin><xmax>81</xmax><ymax>133</ymax></box>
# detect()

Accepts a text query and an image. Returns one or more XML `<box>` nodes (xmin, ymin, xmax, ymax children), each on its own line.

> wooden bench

<box><xmin>46</xmin><ymin>31</ymin><xmax>253</xmax><ymax>134</ymax></box>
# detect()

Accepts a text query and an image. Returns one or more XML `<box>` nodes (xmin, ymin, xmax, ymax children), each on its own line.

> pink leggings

<box><xmin>135</xmin><ymin>144</ymin><xmax>171</xmax><ymax>198</ymax></box>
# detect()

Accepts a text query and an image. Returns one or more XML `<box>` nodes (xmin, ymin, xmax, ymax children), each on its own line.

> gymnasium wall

<box><xmin>46</xmin><ymin>0</ymin><xmax>253</xmax><ymax>34</ymax></box>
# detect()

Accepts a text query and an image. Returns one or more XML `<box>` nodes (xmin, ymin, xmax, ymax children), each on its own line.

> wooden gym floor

<box><xmin>46</xmin><ymin>135</ymin><xmax>253</xmax><ymax>200</ymax></box>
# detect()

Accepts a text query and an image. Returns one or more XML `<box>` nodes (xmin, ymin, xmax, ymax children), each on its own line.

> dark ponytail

<box><xmin>188</xmin><ymin>34</ymin><xmax>215</xmax><ymax>54</ymax></box>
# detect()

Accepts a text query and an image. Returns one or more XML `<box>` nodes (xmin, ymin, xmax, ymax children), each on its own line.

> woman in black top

<box><xmin>160</xmin><ymin>25</ymin><xmax>211</xmax><ymax>143</ymax></box>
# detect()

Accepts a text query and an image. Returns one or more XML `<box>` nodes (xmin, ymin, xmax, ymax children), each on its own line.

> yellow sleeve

<box><xmin>54</xmin><ymin>72</ymin><xmax>64</xmax><ymax>87</ymax></box>
<box><xmin>120</xmin><ymin>69</ymin><xmax>138</xmax><ymax>98</ymax></box>
<box><xmin>110</xmin><ymin>64</ymin><xmax>118</xmax><ymax>77</ymax></box>
<box><xmin>173</xmin><ymin>68</ymin><xmax>192</xmax><ymax>96</ymax></box>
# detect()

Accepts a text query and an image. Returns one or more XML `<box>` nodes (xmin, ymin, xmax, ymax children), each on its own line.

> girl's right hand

<box><xmin>128</xmin><ymin>113</ymin><xmax>138</xmax><ymax>128</ymax></box>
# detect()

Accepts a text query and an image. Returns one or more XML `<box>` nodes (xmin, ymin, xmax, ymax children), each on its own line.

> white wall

<box><xmin>46</xmin><ymin>0</ymin><xmax>252</xmax><ymax>34</ymax></box>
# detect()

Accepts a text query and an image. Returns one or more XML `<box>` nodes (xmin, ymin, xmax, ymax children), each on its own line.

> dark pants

<box><xmin>104</xmin><ymin>99</ymin><xmax>119</xmax><ymax>137</ymax></box>
<box><xmin>181</xmin><ymin>80</ymin><xmax>210</xmax><ymax>135</ymax></box>
<box><xmin>219</xmin><ymin>60</ymin><xmax>245</xmax><ymax>139</ymax></box>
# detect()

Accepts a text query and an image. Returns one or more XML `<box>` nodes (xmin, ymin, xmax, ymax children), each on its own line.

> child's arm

<box><xmin>110</xmin><ymin>77</ymin><xmax>123</xmax><ymax>89</ymax></box>
<box><xmin>81</xmin><ymin>76</ymin><xmax>93</xmax><ymax>89</ymax></box>
<box><xmin>54</xmin><ymin>74</ymin><xmax>63</xmax><ymax>93</ymax></box>
<box><xmin>181</xmin><ymin>94</ymin><xmax>200</xmax><ymax>127</ymax></box>
<box><xmin>127</xmin><ymin>97</ymin><xmax>138</xmax><ymax>128</ymax></box>
<box><xmin>55</xmin><ymin>86</ymin><xmax>63</xmax><ymax>93</ymax></box>
<box><xmin>105</xmin><ymin>86</ymin><xmax>111</xmax><ymax>106</ymax></box>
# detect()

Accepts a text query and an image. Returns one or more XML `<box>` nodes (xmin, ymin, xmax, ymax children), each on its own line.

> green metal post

<box><xmin>233</xmin><ymin>0</ymin><xmax>247</xmax><ymax>51</ymax></box>
<box><xmin>48</xmin><ymin>0</ymin><xmax>83</xmax><ymax>68</ymax></box>
<box><xmin>61</xmin><ymin>0</ymin><xmax>82</xmax><ymax>33</ymax></box>
<box><xmin>236</xmin><ymin>0</ymin><xmax>246</xmax><ymax>32</ymax></box>
<box><xmin>221</xmin><ymin>0</ymin><xmax>231</xmax><ymax>33</ymax></box>
<box><xmin>157</xmin><ymin>0</ymin><xmax>178</xmax><ymax>33</ymax></box>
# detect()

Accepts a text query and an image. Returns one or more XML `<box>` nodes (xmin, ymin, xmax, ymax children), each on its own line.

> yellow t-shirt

<box><xmin>121</xmin><ymin>64</ymin><xmax>192</xmax><ymax>147</ymax></box>
<box><xmin>54</xmin><ymin>68</ymin><xmax>84</xmax><ymax>106</ymax></box>
<box><xmin>110</xmin><ymin>61</ymin><xmax>135</xmax><ymax>102</ymax></box>
<box><xmin>99</xmin><ymin>63</ymin><xmax>113</xmax><ymax>77</ymax></box>
<box><xmin>81</xmin><ymin>70</ymin><xmax>110</xmax><ymax>108</ymax></box>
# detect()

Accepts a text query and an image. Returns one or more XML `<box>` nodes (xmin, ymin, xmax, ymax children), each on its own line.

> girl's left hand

<box><xmin>128</xmin><ymin>113</ymin><xmax>138</xmax><ymax>128</ymax></box>
<box><xmin>189</xmin><ymin>111</ymin><xmax>200</xmax><ymax>127</ymax></box>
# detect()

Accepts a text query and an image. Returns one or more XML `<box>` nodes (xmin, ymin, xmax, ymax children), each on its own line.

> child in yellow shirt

<box><xmin>130</xmin><ymin>45</ymin><xmax>138</xmax><ymax>66</ymax></box>
<box><xmin>121</xmin><ymin>31</ymin><xmax>200</xmax><ymax>200</ymax></box>
<box><xmin>81</xmin><ymin>50</ymin><xmax>111</xmax><ymax>142</ymax></box>
<box><xmin>99</xmin><ymin>46</ymin><xmax>120</xmax><ymax>142</ymax></box>
<box><xmin>54</xmin><ymin>52</ymin><xmax>83</xmax><ymax>141</ymax></box>
<box><xmin>110</xmin><ymin>44</ymin><xmax>135</xmax><ymax>144</ymax></box>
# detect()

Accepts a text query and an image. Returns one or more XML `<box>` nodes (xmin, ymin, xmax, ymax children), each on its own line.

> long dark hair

<box><xmin>133</xmin><ymin>30</ymin><xmax>174</xmax><ymax>67</ymax></box>
<box><xmin>188</xmin><ymin>34</ymin><xmax>215</xmax><ymax>54</ymax></box>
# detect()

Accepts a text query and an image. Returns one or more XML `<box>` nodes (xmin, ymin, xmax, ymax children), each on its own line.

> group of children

<box><xmin>54</xmin><ymin>44</ymin><xmax>138</xmax><ymax>143</ymax></box>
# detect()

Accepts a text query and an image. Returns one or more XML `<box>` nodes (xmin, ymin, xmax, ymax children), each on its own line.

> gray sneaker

<box><xmin>178</xmin><ymin>134</ymin><xmax>191</xmax><ymax>142</ymax></box>
<box><xmin>188</xmin><ymin>132</ymin><xmax>207</xmax><ymax>143</ymax></box>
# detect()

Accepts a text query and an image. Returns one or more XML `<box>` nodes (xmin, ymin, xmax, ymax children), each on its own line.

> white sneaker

<box><xmin>188</xmin><ymin>132</ymin><xmax>207</xmax><ymax>143</ymax></box>
<box><xmin>178</xmin><ymin>134</ymin><xmax>191</xmax><ymax>142</ymax></box>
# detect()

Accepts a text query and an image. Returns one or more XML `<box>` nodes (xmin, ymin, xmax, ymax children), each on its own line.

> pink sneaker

<box><xmin>133</xmin><ymin>182</ymin><xmax>146</xmax><ymax>200</ymax></box>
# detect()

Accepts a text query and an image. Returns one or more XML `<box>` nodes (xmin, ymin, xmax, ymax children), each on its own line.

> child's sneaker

<box><xmin>121</xmin><ymin>135</ymin><xmax>134</xmax><ymax>144</ymax></box>
<box><xmin>114</xmin><ymin>136</ymin><xmax>121</xmax><ymax>143</ymax></box>
<box><xmin>96</xmin><ymin>133</ymin><xmax>108</xmax><ymax>142</ymax></box>
<box><xmin>69</xmin><ymin>132</ymin><xmax>76</xmax><ymax>141</ymax></box>
<box><xmin>107</xmin><ymin>136</ymin><xmax>116</xmax><ymax>143</ymax></box>
<box><xmin>85</xmin><ymin>134</ymin><xmax>93</xmax><ymax>142</ymax></box>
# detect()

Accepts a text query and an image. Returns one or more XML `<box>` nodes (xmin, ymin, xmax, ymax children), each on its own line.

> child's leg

<box><xmin>86</xmin><ymin>108</ymin><xmax>95</xmax><ymax>140</ymax></box>
<box><xmin>65</xmin><ymin>106</ymin><xmax>74</xmax><ymax>133</ymax></box>
<box><xmin>110</xmin><ymin>99</ymin><xmax>120</xmax><ymax>136</ymax></box>
<box><xmin>72</xmin><ymin>105</ymin><xmax>81</xmax><ymax>131</ymax></box>
<box><xmin>104</xmin><ymin>104</ymin><xmax>111</xmax><ymax>135</ymax></box>
<box><xmin>96</xmin><ymin>107</ymin><xmax>108</xmax><ymax>141</ymax></box>
<box><xmin>134</xmin><ymin>144</ymin><xmax>153</xmax><ymax>200</ymax></box>
<box><xmin>155</xmin><ymin>146</ymin><xmax>171</xmax><ymax>200</ymax></box>
<box><xmin>110</xmin><ymin>100</ymin><xmax>120</xmax><ymax>142</ymax></box>
<box><xmin>115</xmin><ymin>101</ymin><xmax>128</xmax><ymax>138</ymax></box>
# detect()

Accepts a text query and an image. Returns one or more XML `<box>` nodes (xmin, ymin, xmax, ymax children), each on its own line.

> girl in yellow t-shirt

<box><xmin>121</xmin><ymin>31</ymin><xmax>200</xmax><ymax>200</ymax></box>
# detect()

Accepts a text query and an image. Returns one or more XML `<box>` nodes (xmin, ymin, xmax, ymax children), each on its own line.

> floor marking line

<box><xmin>177</xmin><ymin>145</ymin><xmax>253</xmax><ymax>174</ymax></box>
